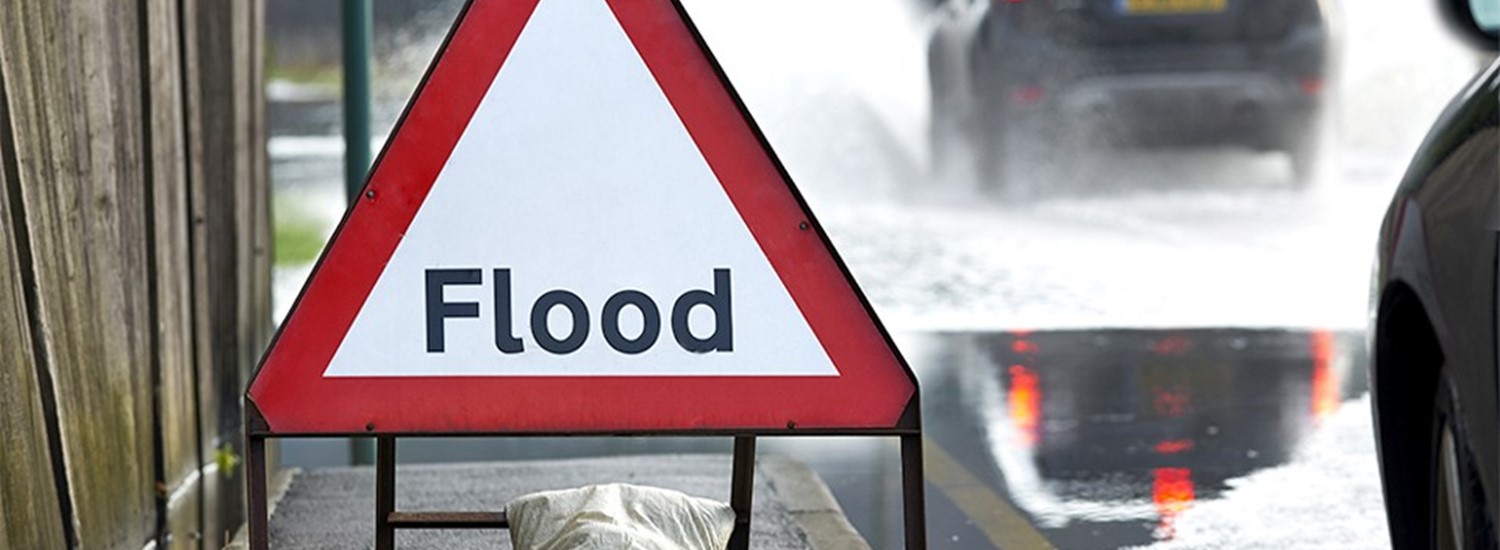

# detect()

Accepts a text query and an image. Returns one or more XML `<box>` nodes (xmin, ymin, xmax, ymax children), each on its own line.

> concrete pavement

<box><xmin>227</xmin><ymin>453</ymin><xmax>867</xmax><ymax>549</ymax></box>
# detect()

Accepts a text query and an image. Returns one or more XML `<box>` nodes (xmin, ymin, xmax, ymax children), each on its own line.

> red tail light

<box><xmin>1298</xmin><ymin>77</ymin><xmax>1324</xmax><ymax>95</ymax></box>
<box><xmin>1009</xmin><ymin>85</ymin><xmax>1046</xmax><ymax>105</ymax></box>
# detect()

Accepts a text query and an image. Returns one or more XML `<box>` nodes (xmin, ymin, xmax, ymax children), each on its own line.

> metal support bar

<box><xmin>387</xmin><ymin>511</ymin><xmax>508</xmax><ymax>529</ymax></box>
<box><xmin>901</xmin><ymin>435</ymin><xmax>928</xmax><ymax>550</ymax></box>
<box><xmin>340</xmin><ymin>0</ymin><xmax>372</xmax><ymax>199</ymax></box>
<box><xmin>375</xmin><ymin>437</ymin><xmax>396</xmax><ymax>550</ymax></box>
<box><xmin>246</xmin><ymin>434</ymin><xmax>269</xmax><ymax>550</ymax></box>
<box><xmin>728</xmin><ymin>435</ymin><xmax>756</xmax><ymax>550</ymax></box>
<box><xmin>342</xmin><ymin>0</ymin><xmax>376</xmax><ymax>468</ymax></box>
<box><xmin>248</xmin><ymin>430</ymin><xmax>926</xmax><ymax>548</ymax></box>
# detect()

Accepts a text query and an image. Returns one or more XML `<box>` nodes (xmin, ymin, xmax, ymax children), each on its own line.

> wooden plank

<box><xmin>0</xmin><ymin>74</ymin><xmax>68</xmax><ymax>550</ymax></box>
<box><xmin>247</xmin><ymin>0</ymin><xmax>273</xmax><ymax>405</ymax></box>
<box><xmin>0</xmin><ymin>0</ymin><xmax>267</xmax><ymax>545</ymax></box>
<box><xmin>182</xmin><ymin>0</ymin><xmax>269</xmax><ymax>541</ymax></box>
<box><xmin>141</xmin><ymin>0</ymin><xmax>204</xmax><ymax>544</ymax></box>
<box><xmin>177</xmin><ymin>2</ymin><xmax>229</xmax><ymax>542</ymax></box>
<box><xmin>0</xmin><ymin>1</ymin><xmax>157</xmax><ymax>548</ymax></box>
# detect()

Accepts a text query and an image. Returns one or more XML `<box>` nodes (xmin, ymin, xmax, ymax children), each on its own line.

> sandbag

<box><xmin>506</xmin><ymin>483</ymin><xmax>736</xmax><ymax>550</ymax></box>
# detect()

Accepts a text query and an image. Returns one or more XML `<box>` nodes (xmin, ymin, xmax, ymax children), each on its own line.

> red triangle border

<box><xmin>248</xmin><ymin>0</ymin><xmax>917</xmax><ymax>435</ymax></box>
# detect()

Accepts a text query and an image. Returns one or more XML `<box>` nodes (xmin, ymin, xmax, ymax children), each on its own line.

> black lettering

<box><xmin>671</xmin><ymin>268</ymin><xmax>733</xmax><ymax>353</ymax></box>
<box><xmin>602</xmin><ymin>290</ymin><xmax>660</xmax><ymax>354</ymax></box>
<box><xmin>425</xmin><ymin>268</ymin><xmax>481</xmax><ymax>353</ymax></box>
<box><xmin>492</xmin><ymin>269</ymin><xmax>524</xmax><ymax>354</ymax></box>
<box><xmin>531</xmin><ymin>290</ymin><xmax>589</xmax><ymax>354</ymax></box>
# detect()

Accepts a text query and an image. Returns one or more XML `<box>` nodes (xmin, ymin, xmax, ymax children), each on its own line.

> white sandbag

<box><xmin>506</xmin><ymin>483</ymin><xmax>736</xmax><ymax>550</ymax></box>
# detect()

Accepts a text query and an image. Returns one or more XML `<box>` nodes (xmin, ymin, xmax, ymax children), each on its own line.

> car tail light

<box><xmin>1009</xmin><ymin>85</ymin><xmax>1046</xmax><ymax>105</ymax></box>
<box><xmin>1298</xmin><ymin>77</ymin><xmax>1324</xmax><ymax>95</ymax></box>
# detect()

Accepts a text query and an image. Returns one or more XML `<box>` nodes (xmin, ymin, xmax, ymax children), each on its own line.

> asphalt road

<box><xmin>272</xmin><ymin>326</ymin><xmax>1383</xmax><ymax>549</ymax></box>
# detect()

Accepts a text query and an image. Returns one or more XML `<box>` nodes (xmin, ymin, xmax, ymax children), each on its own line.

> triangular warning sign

<box><xmin>248</xmin><ymin>0</ymin><xmax>917</xmax><ymax>434</ymax></box>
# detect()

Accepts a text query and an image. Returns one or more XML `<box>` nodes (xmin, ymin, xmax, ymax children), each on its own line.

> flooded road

<box><xmin>902</xmin><ymin>329</ymin><xmax>1379</xmax><ymax>549</ymax></box>
<box><xmin>274</xmin><ymin>327</ymin><xmax>1378</xmax><ymax>548</ymax></box>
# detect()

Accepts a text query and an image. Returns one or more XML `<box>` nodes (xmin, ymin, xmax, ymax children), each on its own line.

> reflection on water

<box><xmin>927</xmin><ymin>328</ymin><xmax>1365</xmax><ymax>544</ymax></box>
<box><xmin>1152</xmin><ymin>467</ymin><xmax>1194</xmax><ymax>540</ymax></box>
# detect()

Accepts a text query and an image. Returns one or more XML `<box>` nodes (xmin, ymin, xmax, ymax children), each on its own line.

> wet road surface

<box><xmin>900</xmin><ymin>329</ymin><xmax>1382</xmax><ymax>549</ymax></box>
<box><xmin>276</xmin><ymin>327</ymin><xmax>1383</xmax><ymax>549</ymax></box>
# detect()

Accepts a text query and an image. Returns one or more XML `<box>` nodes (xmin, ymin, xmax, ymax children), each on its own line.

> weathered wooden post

<box><xmin>0</xmin><ymin>1</ymin><xmax>267</xmax><ymax>547</ymax></box>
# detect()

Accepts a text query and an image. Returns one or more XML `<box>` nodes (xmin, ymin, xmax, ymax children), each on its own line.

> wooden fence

<box><xmin>0</xmin><ymin>1</ymin><xmax>268</xmax><ymax>548</ymax></box>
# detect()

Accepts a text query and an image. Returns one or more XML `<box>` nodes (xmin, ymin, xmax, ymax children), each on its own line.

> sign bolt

<box><xmin>786</xmin><ymin>420</ymin><xmax>797</xmax><ymax>430</ymax></box>
<box><xmin>798</xmin><ymin>222</ymin><xmax>809</xmax><ymax>230</ymax></box>
<box><xmin>364</xmin><ymin>421</ymin><xmax>375</xmax><ymax>432</ymax></box>
<box><xmin>365</xmin><ymin>190</ymin><xmax>376</xmax><ymax>199</ymax></box>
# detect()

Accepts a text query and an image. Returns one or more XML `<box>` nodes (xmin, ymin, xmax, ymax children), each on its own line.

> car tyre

<box><xmin>1430</xmin><ymin>382</ymin><xmax>1496</xmax><ymax>550</ymax></box>
<box><xmin>1289</xmin><ymin>141</ymin><xmax>1319</xmax><ymax>189</ymax></box>
<box><xmin>929</xmin><ymin>111</ymin><xmax>977</xmax><ymax>189</ymax></box>
<box><xmin>1287</xmin><ymin>107</ymin><xmax>1332</xmax><ymax>190</ymax></box>
<box><xmin>978</xmin><ymin>126</ymin><xmax>1040</xmax><ymax>202</ymax></box>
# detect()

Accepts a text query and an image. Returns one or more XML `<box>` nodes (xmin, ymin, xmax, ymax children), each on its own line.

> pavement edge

<box><xmin>223</xmin><ymin>467</ymin><xmax>300</xmax><ymax>550</ymax></box>
<box><xmin>761</xmin><ymin>455</ymin><xmax>873</xmax><ymax>550</ymax></box>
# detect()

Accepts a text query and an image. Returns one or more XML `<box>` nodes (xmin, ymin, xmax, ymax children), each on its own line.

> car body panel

<box><xmin>927</xmin><ymin>0</ymin><xmax>1338</xmax><ymax>192</ymax></box>
<box><xmin>945</xmin><ymin>0</ymin><xmax>1332</xmax><ymax>146</ymax></box>
<box><xmin>1372</xmin><ymin>57</ymin><xmax>1499</xmax><ymax>546</ymax></box>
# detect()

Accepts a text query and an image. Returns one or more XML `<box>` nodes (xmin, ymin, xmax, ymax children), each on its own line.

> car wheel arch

<box><xmin>1375</xmin><ymin>280</ymin><xmax>1448</xmax><ymax>547</ymax></box>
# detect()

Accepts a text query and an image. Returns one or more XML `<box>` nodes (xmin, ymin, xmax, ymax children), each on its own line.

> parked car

<box><xmin>1368</xmin><ymin>1</ymin><xmax>1498</xmax><ymax>547</ymax></box>
<box><xmin>928</xmin><ymin>0</ymin><xmax>1336</xmax><ymax>195</ymax></box>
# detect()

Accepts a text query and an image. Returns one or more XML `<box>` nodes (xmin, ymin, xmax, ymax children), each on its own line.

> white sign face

<box><xmin>323</xmin><ymin>0</ymin><xmax>838</xmax><ymax>377</ymax></box>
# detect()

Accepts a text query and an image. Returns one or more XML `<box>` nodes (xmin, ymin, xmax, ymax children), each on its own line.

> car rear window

<box><xmin>1002</xmin><ymin>0</ymin><xmax>1321</xmax><ymax>47</ymax></box>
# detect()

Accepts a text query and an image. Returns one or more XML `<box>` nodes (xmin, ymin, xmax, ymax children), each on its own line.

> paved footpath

<box><xmin>228</xmin><ymin>453</ymin><xmax>868</xmax><ymax>549</ymax></box>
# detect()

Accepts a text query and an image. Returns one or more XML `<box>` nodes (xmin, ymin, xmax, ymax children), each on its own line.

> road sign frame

<box><xmin>246</xmin><ymin>402</ymin><xmax>925</xmax><ymax>550</ymax></box>
<box><xmin>245</xmin><ymin>0</ymin><xmax>925</xmax><ymax>547</ymax></box>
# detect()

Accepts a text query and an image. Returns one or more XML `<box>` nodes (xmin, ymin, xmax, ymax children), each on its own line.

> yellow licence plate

<box><xmin>1121</xmin><ymin>0</ymin><xmax>1228</xmax><ymax>15</ymax></box>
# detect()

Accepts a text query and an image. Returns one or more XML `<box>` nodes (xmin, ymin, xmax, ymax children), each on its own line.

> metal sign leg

<box><xmin>375</xmin><ymin>437</ymin><xmax>396</xmax><ymax>550</ymax></box>
<box><xmin>247</xmin><ymin>434</ymin><xmax>269</xmax><ymax>550</ymax></box>
<box><xmin>728</xmin><ymin>435</ymin><xmax>756</xmax><ymax>550</ymax></box>
<box><xmin>901</xmin><ymin>435</ymin><xmax>927</xmax><ymax>550</ymax></box>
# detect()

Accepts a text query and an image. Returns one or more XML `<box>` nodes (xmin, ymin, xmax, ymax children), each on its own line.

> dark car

<box><xmin>928</xmin><ymin>0</ymin><xmax>1335</xmax><ymax>195</ymax></box>
<box><xmin>1368</xmin><ymin>2</ymin><xmax>1498</xmax><ymax>547</ymax></box>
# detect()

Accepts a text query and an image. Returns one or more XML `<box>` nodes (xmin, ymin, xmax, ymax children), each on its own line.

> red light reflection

<box><xmin>1011</xmin><ymin>339</ymin><xmax>1039</xmax><ymax>354</ymax></box>
<box><xmin>1153</xmin><ymin>439</ymin><xmax>1195</xmax><ymax>455</ymax></box>
<box><xmin>1008</xmin><ymin>364</ymin><xmax>1041</xmax><ymax>446</ymax></box>
<box><xmin>1310</xmin><ymin>330</ymin><xmax>1339</xmax><ymax>420</ymax></box>
<box><xmin>1153</xmin><ymin>467</ymin><xmax>1195</xmax><ymax>540</ymax></box>
<box><xmin>1152</xmin><ymin>388</ymin><xmax>1190</xmax><ymax>418</ymax></box>
<box><xmin>1153</xmin><ymin>335</ymin><xmax>1193</xmax><ymax>356</ymax></box>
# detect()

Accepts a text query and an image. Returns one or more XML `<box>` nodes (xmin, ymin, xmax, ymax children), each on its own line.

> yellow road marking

<box><xmin>923</xmin><ymin>437</ymin><xmax>1056</xmax><ymax>550</ymax></box>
